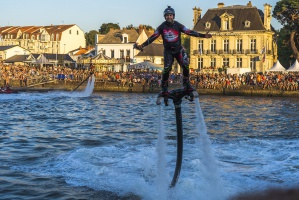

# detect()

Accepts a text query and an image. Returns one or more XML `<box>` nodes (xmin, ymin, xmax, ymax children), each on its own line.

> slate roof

<box><xmin>93</xmin><ymin>53</ymin><xmax>111</xmax><ymax>60</ymax></box>
<box><xmin>4</xmin><ymin>53</ymin><xmax>75</xmax><ymax>63</ymax></box>
<box><xmin>4</xmin><ymin>55</ymin><xmax>29</xmax><ymax>63</ymax></box>
<box><xmin>194</xmin><ymin>5</ymin><xmax>266</xmax><ymax>32</ymax></box>
<box><xmin>99</xmin><ymin>29</ymin><xmax>139</xmax><ymax>44</ymax></box>
<box><xmin>136</xmin><ymin>43</ymin><xmax>164</xmax><ymax>57</ymax></box>
<box><xmin>43</xmin><ymin>53</ymin><xmax>75</xmax><ymax>62</ymax></box>
<box><xmin>0</xmin><ymin>45</ymin><xmax>18</xmax><ymax>51</ymax></box>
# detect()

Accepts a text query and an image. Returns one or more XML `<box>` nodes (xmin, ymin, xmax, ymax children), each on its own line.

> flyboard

<box><xmin>156</xmin><ymin>89</ymin><xmax>199</xmax><ymax>187</ymax></box>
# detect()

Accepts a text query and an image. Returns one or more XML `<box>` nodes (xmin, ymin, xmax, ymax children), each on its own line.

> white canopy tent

<box><xmin>267</xmin><ymin>60</ymin><xmax>286</xmax><ymax>72</ymax></box>
<box><xmin>287</xmin><ymin>59</ymin><xmax>299</xmax><ymax>72</ymax></box>
<box><xmin>128</xmin><ymin>61</ymin><xmax>163</xmax><ymax>71</ymax></box>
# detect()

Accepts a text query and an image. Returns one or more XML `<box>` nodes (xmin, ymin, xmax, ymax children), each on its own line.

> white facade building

<box><xmin>0</xmin><ymin>24</ymin><xmax>86</xmax><ymax>55</ymax></box>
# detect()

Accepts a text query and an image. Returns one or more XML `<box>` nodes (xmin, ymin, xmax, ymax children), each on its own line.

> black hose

<box><xmin>156</xmin><ymin>88</ymin><xmax>198</xmax><ymax>188</ymax></box>
<box><xmin>71</xmin><ymin>72</ymin><xmax>93</xmax><ymax>92</ymax></box>
<box><xmin>170</xmin><ymin>104</ymin><xmax>183</xmax><ymax>187</ymax></box>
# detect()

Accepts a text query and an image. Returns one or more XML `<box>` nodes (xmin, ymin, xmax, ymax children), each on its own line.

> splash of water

<box><xmin>194</xmin><ymin>98</ymin><xmax>228</xmax><ymax>200</ymax></box>
<box><xmin>70</xmin><ymin>75</ymin><xmax>95</xmax><ymax>97</ymax></box>
<box><xmin>155</xmin><ymin>105</ymin><xmax>169</xmax><ymax>199</ymax></box>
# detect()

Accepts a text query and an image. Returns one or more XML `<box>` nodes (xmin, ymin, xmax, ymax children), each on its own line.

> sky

<box><xmin>1</xmin><ymin>0</ymin><xmax>282</xmax><ymax>33</ymax></box>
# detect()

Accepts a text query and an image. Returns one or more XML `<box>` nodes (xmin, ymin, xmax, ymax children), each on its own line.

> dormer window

<box><xmin>220</xmin><ymin>12</ymin><xmax>234</xmax><ymax>31</ymax></box>
<box><xmin>205</xmin><ymin>22</ymin><xmax>211</xmax><ymax>29</ymax></box>
<box><xmin>122</xmin><ymin>33</ymin><xmax>129</xmax><ymax>43</ymax></box>
<box><xmin>244</xmin><ymin>20</ymin><xmax>251</xmax><ymax>28</ymax></box>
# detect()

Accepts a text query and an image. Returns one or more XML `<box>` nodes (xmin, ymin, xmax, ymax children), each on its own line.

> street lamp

<box><xmin>56</xmin><ymin>44</ymin><xmax>58</xmax><ymax>67</ymax></box>
<box><xmin>63</xmin><ymin>44</ymin><xmax>66</xmax><ymax>66</ymax></box>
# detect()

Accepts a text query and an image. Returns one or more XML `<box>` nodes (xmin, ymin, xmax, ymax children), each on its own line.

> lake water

<box><xmin>0</xmin><ymin>76</ymin><xmax>298</xmax><ymax>200</ymax></box>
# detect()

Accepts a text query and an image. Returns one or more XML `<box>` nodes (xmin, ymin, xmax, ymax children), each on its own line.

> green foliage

<box><xmin>181</xmin><ymin>35</ymin><xmax>190</xmax><ymax>56</ymax></box>
<box><xmin>273</xmin><ymin>0</ymin><xmax>299</xmax><ymax>30</ymax></box>
<box><xmin>273</xmin><ymin>0</ymin><xmax>299</xmax><ymax>62</ymax></box>
<box><xmin>125</xmin><ymin>24</ymin><xmax>154</xmax><ymax>32</ymax></box>
<box><xmin>276</xmin><ymin>28</ymin><xmax>295</xmax><ymax>68</ymax></box>
<box><xmin>85</xmin><ymin>30</ymin><xmax>99</xmax><ymax>47</ymax></box>
<box><xmin>99</xmin><ymin>23</ymin><xmax>120</xmax><ymax>34</ymax></box>
<box><xmin>125</xmin><ymin>24</ymin><xmax>134</xmax><ymax>29</ymax></box>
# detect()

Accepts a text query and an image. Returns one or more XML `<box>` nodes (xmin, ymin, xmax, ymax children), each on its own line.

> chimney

<box><xmin>138</xmin><ymin>25</ymin><xmax>143</xmax><ymax>34</ymax></box>
<box><xmin>263</xmin><ymin>3</ymin><xmax>272</xmax><ymax>31</ymax></box>
<box><xmin>247</xmin><ymin>1</ymin><xmax>252</xmax><ymax>7</ymax></box>
<box><xmin>218</xmin><ymin>3</ymin><xmax>224</xmax><ymax>8</ymax></box>
<box><xmin>193</xmin><ymin>7</ymin><xmax>202</xmax><ymax>26</ymax></box>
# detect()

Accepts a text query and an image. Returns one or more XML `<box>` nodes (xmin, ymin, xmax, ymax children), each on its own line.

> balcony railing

<box><xmin>193</xmin><ymin>49</ymin><xmax>272</xmax><ymax>55</ymax></box>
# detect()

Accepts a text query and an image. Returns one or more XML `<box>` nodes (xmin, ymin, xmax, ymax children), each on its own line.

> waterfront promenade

<box><xmin>1</xmin><ymin>64</ymin><xmax>299</xmax><ymax>97</ymax></box>
<box><xmin>8</xmin><ymin>79</ymin><xmax>299</xmax><ymax>98</ymax></box>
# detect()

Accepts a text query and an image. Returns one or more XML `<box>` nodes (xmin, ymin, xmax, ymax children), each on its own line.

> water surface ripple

<box><xmin>0</xmin><ymin>91</ymin><xmax>298</xmax><ymax>200</ymax></box>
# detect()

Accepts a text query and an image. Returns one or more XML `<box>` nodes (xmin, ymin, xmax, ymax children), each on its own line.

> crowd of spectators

<box><xmin>195</xmin><ymin>72</ymin><xmax>299</xmax><ymax>91</ymax></box>
<box><xmin>1</xmin><ymin>63</ymin><xmax>299</xmax><ymax>91</ymax></box>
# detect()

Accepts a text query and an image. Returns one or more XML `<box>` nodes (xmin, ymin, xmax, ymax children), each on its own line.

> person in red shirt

<box><xmin>134</xmin><ymin>6</ymin><xmax>211</xmax><ymax>96</ymax></box>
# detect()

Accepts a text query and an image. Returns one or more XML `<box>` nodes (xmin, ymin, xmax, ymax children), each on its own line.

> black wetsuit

<box><xmin>141</xmin><ymin>21</ymin><xmax>206</xmax><ymax>82</ymax></box>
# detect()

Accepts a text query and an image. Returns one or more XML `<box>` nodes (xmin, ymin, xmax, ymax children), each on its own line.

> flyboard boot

<box><xmin>159</xmin><ymin>81</ymin><xmax>169</xmax><ymax>106</ymax></box>
<box><xmin>183</xmin><ymin>77</ymin><xmax>196</xmax><ymax>101</ymax></box>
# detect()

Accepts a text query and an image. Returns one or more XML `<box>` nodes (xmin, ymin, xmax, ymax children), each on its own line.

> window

<box><xmin>237</xmin><ymin>58</ymin><xmax>242</xmax><ymax>68</ymax></box>
<box><xmin>205</xmin><ymin>22</ymin><xmax>211</xmax><ymax>29</ymax></box>
<box><xmin>223</xmin><ymin>58</ymin><xmax>229</xmax><ymax>67</ymax></box>
<box><xmin>77</xmin><ymin>30</ymin><xmax>79</xmax><ymax>35</ymax></box>
<box><xmin>198</xmin><ymin>40</ymin><xmax>203</xmax><ymax>54</ymax></box>
<box><xmin>111</xmin><ymin>50</ymin><xmax>114</xmax><ymax>58</ymax></box>
<box><xmin>69</xmin><ymin>30</ymin><xmax>72</xmax><ymax>34</ymax></box>
<box><xmin>244</xmin><ymin>20</ymin><xmax>251</xmax><ymax>28</ymax></box>
<box><xmin>120</xmin><ymin>50</ymin><xmax>124</xmax><ymax>58</ymax></box>
<box><xmin>220</xmin><ymin>13</ymin><xmax>234</xmax><ymax>31</ymax></box>
<box><xmin>237</xmin><ymin>39</ymin><xmax>242</xmax><ymax>53</ymax></box>
<box><xmin>250</xmin><ymin>39</ymin><xmax>256</xmax><ymax>52</ymax></box>
<box><xmin>198</xmin><ymin>57</ymin><xmax>203</xmax><ymax>70</ymax></box>
<box><xmin>225</xmin><ymin>20</ymin><xmax>229</xmax><ymax>30</ymax></box>
<box><xmin>211</xmin><ymin>57</ymin><xmax>216</xmax><ymax>67</ymax></box>
<box><xmin>126</xmin><ymin>49</ymin><xmax>130</xmax><ymax>56</ymax></box>
<box><xmin>224</xmin><ymin>39</ymin><xmax>229</xmax><ymax>53</ymax></box>
<box><xmin>124</xmin><ymin>37</ymin><xmax>128</xmax><ymax>43</ymax></box>
<box><xmin>211</xmin><ymin>40</ymin><xmax>216</xmax><ymax>53</ymax></box>
<box><xmin>250</xmin><ymin>57</ymin><xmax>256</xmax><ymax>71</ymax></box>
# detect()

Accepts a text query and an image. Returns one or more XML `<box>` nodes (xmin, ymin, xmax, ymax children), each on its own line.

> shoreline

<box><xmin>8</xmin><ymin>80</ymin><xmax>299</xmax><ymax>98</ymax></box>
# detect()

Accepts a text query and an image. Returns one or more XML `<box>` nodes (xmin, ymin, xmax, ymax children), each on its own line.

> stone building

<box><xmin>190</xmin><ymin>1</ymin><xmax>277</xmax><ymax>74</ymax></box>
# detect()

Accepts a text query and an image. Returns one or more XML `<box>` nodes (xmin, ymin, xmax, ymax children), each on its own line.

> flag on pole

<box><xmin>261</xmin><ymin>46</ymin><xmax>266</xmax><ymax>62</ymax></box>
<box><xmin>260</xmin><ymin>46</ymin><xmax>265</xmax><ymax>54</ymax></box>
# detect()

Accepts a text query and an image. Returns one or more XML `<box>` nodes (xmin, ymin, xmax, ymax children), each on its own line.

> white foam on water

<box><xmin>193</xmin><ymin>98</ymin><xmax>229</xmax><ymax>200</ymax></box>
<box><xmin>10</xmin><ymin>95</ymin><xmax>299</xmax><ymax>200</ymax></box>
<box><xmin>0</xmin><ymin>75</ymin><xmax>95</xmax><ymax>101</ymax></box>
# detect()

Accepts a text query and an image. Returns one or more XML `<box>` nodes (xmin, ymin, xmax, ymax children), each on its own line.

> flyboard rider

<box><xmin>134</xmin><ymin>6</ymin><xmax>212</xmax><ymax>96</ymax></box>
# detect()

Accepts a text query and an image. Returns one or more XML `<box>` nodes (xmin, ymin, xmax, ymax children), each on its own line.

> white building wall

<box><xmin>96</xmin><ymin>43</ymin><xmax>135</xmax><ymax>60</ymax></box>
<box><xmin>60</xmin><ymin>25</ymin><xmax>85</xmax><ymax>53</ymax></box>
<box><xmin>4</xmin><ymin>46</ymin><xmax>29</xmax><ymax>59</ymax></box>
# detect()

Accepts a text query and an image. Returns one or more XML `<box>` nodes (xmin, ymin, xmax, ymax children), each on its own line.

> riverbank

<box><xmin>8</xmin><ymin>80</ymin><xmax>299</xmax><ymax>98</ymax></box>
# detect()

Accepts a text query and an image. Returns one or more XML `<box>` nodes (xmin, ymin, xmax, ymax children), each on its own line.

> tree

<box><xmin>181</xmin><ymin>35</ymin><xmax>190</xmax><ymax>56</ymax></box>
<box><xmin>273</xmin><ymin>0</ymin><xmax>299</xmax><ymax>61</ymax></box>
<box><xmin>276</xmin><ymin>28</ymin><xmax>296</xmax><ymax>68</ymax></box>
<box><xmin>99</xmin><ymin>23</ymin><xmax>120</xmax><ymax>34</ymax></box>
<box><xmin>125</xmin><ymin>24</ymin><xmax>154</xmax><ymax>32</ymax></box>
<box><xmin>85</xmin><ymin>30</ymin><xmax>99</xmax><ymax>47</ymax></box>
